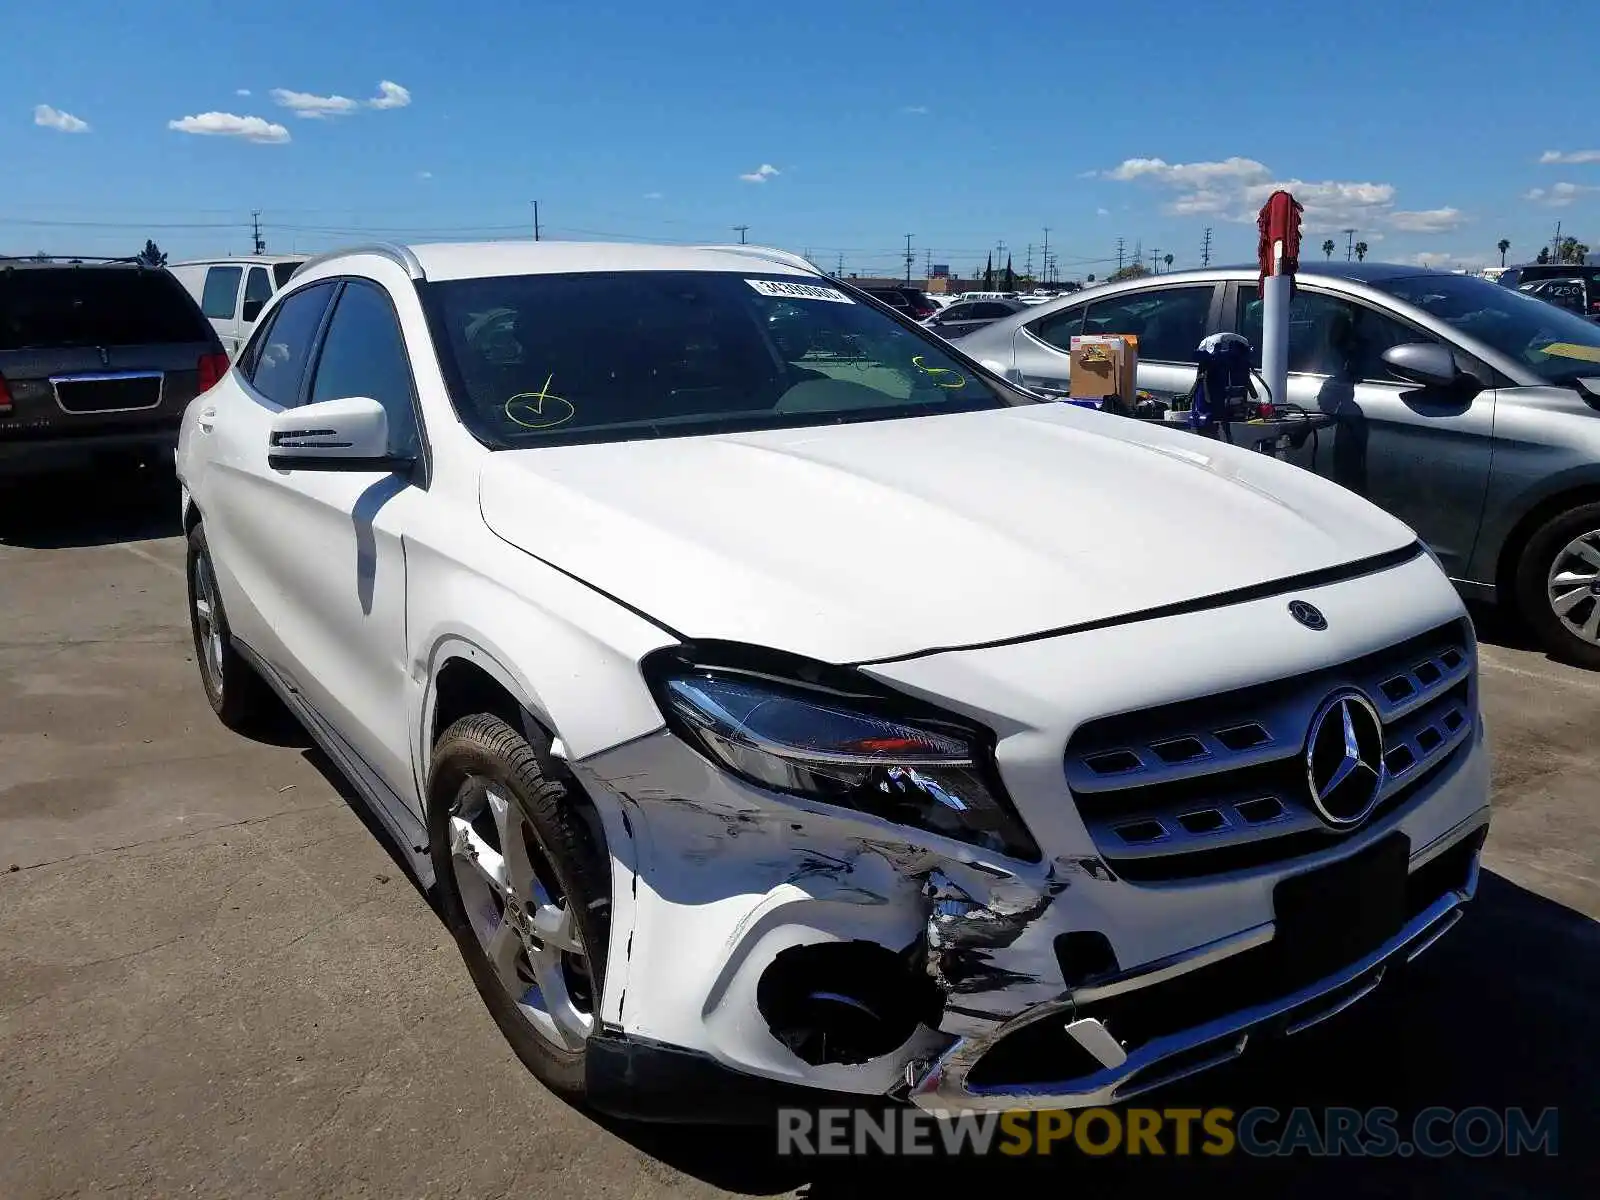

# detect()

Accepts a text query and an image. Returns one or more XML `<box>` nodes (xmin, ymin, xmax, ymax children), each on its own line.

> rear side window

<box><xmin>201</xmin><ymin>266</ymin><xmax>243</xmax><ymax>320</ymax></box>
<box><xmin>247</xmin><ymin>282</ymin><xmax>335</xmax><ymax>407</ymax></box>
<box><xmin>0</xmin><ymin>267</ymin><xmax>213</xmax><ymax>350</ymax></box>
<box><xmin>243</xmin><ymin>267</ymin><xmax>273</xmax><ymax>314</ymax></box>
<box><xmin>273</xmin><ymin>261</ymin><xmax>305</xmax><ymax>288</ymax></box>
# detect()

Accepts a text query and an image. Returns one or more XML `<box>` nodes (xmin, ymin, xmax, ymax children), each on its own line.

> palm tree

<box><xmin>1497</xmin><ymin>238</ymin><xmax>1511</xmax><ymax>267</ymax></box>
<box><xmin>1321</xmin><ymin>238</ymin><xmax>1336</xmax><ymax>260</ymax></box>
<box><xmin>1354</xmin><ymin>241</ymin><xmax>1368</xmax><ymax>263</ymax></box>
<box><xmin>1163</xmin><ymin>253</ymin><xmax>1174</xmax><ymax>271</ymax></box>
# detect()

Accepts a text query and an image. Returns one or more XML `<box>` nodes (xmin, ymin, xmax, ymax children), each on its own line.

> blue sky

<box><xmin>6</xmin><ymin>0</ymin><xmax>1598</xmax><ymax>276</ymax></box>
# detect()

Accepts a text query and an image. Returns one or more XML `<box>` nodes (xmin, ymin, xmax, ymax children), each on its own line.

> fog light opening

<box><xmin>756</xmin><ymin>940</ymin><xmax>938</xmax><ymax>1067</ymax></box>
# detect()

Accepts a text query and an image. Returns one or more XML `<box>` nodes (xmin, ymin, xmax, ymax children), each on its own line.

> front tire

<box><xmin>427</xmin><ymin>714</ymin><xmax>611</xmax><ymax>1099</ymax></box>
<box><xmin>1515</xmin><ymin>502</ymin><xmax>1600</xmax><ymax>671</ymax></box>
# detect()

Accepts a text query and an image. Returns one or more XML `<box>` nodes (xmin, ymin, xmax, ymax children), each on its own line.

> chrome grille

<box><xmin>1065</xmin><ymin>620</ymin><xmax>1474</xmax><ymax>879</ymax></box>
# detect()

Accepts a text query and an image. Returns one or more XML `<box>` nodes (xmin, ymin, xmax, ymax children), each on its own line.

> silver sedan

<box><xmin>959</xmin><ymin>263</ymin><xmax>1600</xmax><ymax>669</ymax></box>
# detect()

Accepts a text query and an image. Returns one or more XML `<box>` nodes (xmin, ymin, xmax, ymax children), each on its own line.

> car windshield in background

<box><xmin>425</xmin><ymin>271</ymin><xmax>1014</xmax><ymax>447</ymax></box>
<box><xmin>1369</xmin><ymin>273</ymin><xmax>1600</xmax><ymax>385</ymax></box>
<box><xmin>0</xmin><ymin>268</ymin><xmax>209</xmax><ymax>350</ymax></box>
<box><xmin>272</xmin><ymin>261</ymin><xmax>304</xmax><ymax>288</ymax></box>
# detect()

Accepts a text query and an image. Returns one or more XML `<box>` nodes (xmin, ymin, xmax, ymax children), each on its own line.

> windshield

<box><xmin>1367</xmin><ymin>273</ymin><xmax>1600</xmax><ymax>385</ymax></box>
<box><xmin>424</xmin><ymin>271</ymin><xmax>1017</xmax><ymax>447</ymax></box>
<box><xmin>0</xmin><ymin>268</ymin><xmax>211</xmax><ymax>350</ymax></box>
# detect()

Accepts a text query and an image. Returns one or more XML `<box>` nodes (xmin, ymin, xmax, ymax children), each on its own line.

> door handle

<box><xmin>197</xmin><ymin>406</ymin><xmax>217</xmax><ymax>432</ymax></box>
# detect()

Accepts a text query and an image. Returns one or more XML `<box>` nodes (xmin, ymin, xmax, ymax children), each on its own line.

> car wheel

<box><xmin>186</xmin><ymin>523</ymin><xmax>275</xmax><ymax>729</ymax></box>
<box><xmin>1515</xmin><ymin>501</ymin><xmax>1600</xmax><ymax>670</ymax></box>
<box><xmin>427</xmin><ymin>713</ymin><xmax>610</xmax><ymax>1098</ymax></box>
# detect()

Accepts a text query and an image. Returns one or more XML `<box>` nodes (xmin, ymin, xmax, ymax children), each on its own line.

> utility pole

<box><xmin>531</xmin><ymin>201</ymin><xmax>541</xmax><ymax>241</ymax></box>
<box><xmin>733</xmin><ymin>224</ymin><xmax>749</xmax><ymax>244</ymax></box>
<box><xmin>904</xmin><ymin>233</ymin><xmax>914</xmax><ymax>284</ymax></box>
<box><xmin>250</xmin><ymin>210</ymin><xmax>265</xmax><ymax>255</ymax></box>
<box><xmin>1344</xmin><ymin>228</ymin><xmax>1356</xmax><ymax>261</ymax></box>
<box><xmin>1042</xmin><ymin>227</ymin><xmax>1051</xmax><ymax>282</ymax></box>
<box><xmin>1201</xmin><ymin>226</ymin><xmax>1213</xmax><ymax>267</ymax></box>
<box><xmin>1553</xmin><ymin>219</ymin><xmax>1563</xmax><ymax>261</ymax></box>
<box><xmin>1025</xmin><ymin>244</ymin><xmax>1034</xmax><ymax>279</ymax></box>
<box><xmin>924</xmin><ymin>249</ymin><xmax>932</xmax><ymax>278</ymax></box>
<box><xmin>1149</xmin><ymin>248</ymin><xmax>1161</xmax><ymax>274</ymax></box>
<box><xmin>1116</xmin><ymin>237</ymin><xmax>1126</xmax><ymax>272</ymax></box>
<box><xmin>836</xmin><ymin>252</ymin><xmax>845</xmax><ymax>278</ymax></box>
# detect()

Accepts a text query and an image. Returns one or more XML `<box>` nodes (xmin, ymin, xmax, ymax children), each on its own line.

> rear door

<box><xmin>198</xmin><ymin>265</ymin><xmax>246</xmax><ymax>353</ymax></box>
<box><xmin>1013</xmin><ymin>283</ymin><xmax>1221</xmax><ymax>398</ymax></box>
<box><xmin>0</xmin><ymin>266</ymin><xmax>221</xmax><ymax>448</ymax></box>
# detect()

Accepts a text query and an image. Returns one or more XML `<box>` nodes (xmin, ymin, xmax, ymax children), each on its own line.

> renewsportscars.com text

<box><xmin>777</xmin><ymin>1106</ymin><xmax>1559</xmax><ymax>1159</ymax></box>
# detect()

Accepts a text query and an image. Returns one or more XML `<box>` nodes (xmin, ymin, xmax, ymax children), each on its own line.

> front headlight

<box><xmin>646</xmin><ymin>651</ymin><xmax>1039</xmax><ymax>861</ymax></box>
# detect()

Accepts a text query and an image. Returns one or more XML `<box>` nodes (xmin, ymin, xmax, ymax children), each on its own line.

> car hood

<box><xmin>477</xmin><ymin>404</ymin><xmax>1417</xmax><ymax>664</ymax></box>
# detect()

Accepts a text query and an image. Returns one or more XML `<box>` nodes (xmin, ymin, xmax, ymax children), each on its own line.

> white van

<box><xmin>170</xmin><ymin>256</ymin><xmax>306</xmax><ymax>357</ymax></box>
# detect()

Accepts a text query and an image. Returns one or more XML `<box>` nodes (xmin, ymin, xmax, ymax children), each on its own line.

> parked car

<box><xmin>922</xmin><ymin>297</ymin><xmax>1028</xmax><ymax>339</ymax></box>
<box><xmin>0</xmin><ymin>257</ymin><xmax>227</xmax><ymax>478</ymax></box>
<box><xmin>1496</xmin><ymin>263</ymin><xmax>1600</xmax><ymax>296</ymax></box>
<box><xmin>1517</xmin><ymin>275</ymin><xmax>1600</xmax><ymax>323</ymax></box>
<box><xmin>170</xmin><ymin>255</ymin><xmax>306</xmax><ymax>357</ymax></box>
<box><xmin>177</xmin><ymin>240</ymin><xmax>1488</xmax><ymax>1123</ymax></box>
<box><xmin>850</xmin><ymin>283</ymin><xmax>938</xmax><ymax>321</ymax></box>
<box><xmin>961</xmin><ymin>262</ymin><xmax>1600</xmax><ymax>668</ymax></box>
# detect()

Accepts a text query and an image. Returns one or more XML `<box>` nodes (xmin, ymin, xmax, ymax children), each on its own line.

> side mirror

<box><xmin>241</xmin><ymin>298</ymin><xmax>265</xmax><ymax>323</ymax></box>
<box><xmin>267</xmin><ymin>396</ymin><xmax>411</xmax><ymax>472</ymax></box>
<box><xmin>1382</xmin><ymin>342</ymin><xmax>1464</xmax><ymax>390</ymax></box>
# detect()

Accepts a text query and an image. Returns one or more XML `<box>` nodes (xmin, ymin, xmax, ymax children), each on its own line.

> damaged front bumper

<box><xmin>908</xmin><ymin>830</ymin><xmax>1481</xmax><ymax>1112</ymax></box>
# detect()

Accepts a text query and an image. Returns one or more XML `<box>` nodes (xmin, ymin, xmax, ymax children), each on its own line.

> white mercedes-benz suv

<box><xmin>175</xmin><ymin>240</ymin><xmax>1490</xmax><ymax>1120</ymax></box>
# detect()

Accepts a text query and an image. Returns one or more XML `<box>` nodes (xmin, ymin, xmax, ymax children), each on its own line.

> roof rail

<box><xmin>694</xmin><ymin>244</ymin><xmax>820</xmax><ymax>275</ymax></box>
<box><xmin>0</xmin><ymin>254</ymin><xmax>145</xmax><ymax>265</ymax></box>
<box><xmin>290</xmin><ymin>242</ymin><xmax>425</xmax><ymax>282</ymax></box>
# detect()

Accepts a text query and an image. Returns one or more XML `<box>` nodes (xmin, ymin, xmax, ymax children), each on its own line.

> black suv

<box><xmin>851</xmin><ymin>284</ymin><xmax>938</xmax><ymax>321</ymax></box>
<box><xmin>0</xmin><ymin>258</ymin><xmax>226</xmax><ymax>478</ymax></box>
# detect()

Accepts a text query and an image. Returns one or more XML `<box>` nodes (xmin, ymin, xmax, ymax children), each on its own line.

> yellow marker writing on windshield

<box><xmin>911</xmin><ymin>355</ymin><xmax>967</xmax><ymax>389</ymax></box>
<box><xmin>504</xmin><ymin>373</ymin><xmax>577</xmax><ymax>430</ymax></box>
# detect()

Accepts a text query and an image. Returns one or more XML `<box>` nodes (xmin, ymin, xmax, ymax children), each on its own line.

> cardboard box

<box><xmin>1069</xmin><ymin>334</ymin><xmax>1139</xmax><ymax>405</ymax></box>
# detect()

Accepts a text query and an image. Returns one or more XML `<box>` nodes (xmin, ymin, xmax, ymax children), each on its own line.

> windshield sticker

<box><xmin>746</xmin><ymin>278</ymin><xmax>854</xmax><ymax>304</ymax></box>
<box><xmin>504</xmin><ymin>374</ymin><xmax>576</xmax><ymax>430</ymax></box>
<box><xmin>1541</xmin><ymin>342</ymin><xmax>1600</xmax><ymax>365</ymax></box>
<box><xmin>911</xmin><ymin>355</ymin><xmax>967</xmax><ymax>389</ymax></box>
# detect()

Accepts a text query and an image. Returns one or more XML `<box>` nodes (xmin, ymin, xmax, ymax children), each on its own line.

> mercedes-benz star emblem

<box><xmin>1288</xmin><ymin>600</ymin><xmax>1327</xmax><ymax>630</ymax></box>
<box><xmin>1305</xmin><ymin>690</ymin><xmax>1386</xmax><ymax>827</ymax></box>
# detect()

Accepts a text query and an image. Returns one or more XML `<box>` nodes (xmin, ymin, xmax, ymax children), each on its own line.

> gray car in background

<box><xmin>922</xmin><ymin>297</ymin><xmax>1028</xmax><ymax>340</ymax></box>
<box><xmin>959</xmin><ymin>263</ymin><xmax>1600</xmax><ymax>668</ymax></box>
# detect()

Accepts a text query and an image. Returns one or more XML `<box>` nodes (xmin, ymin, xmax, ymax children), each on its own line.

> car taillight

<box><xmin>197</xmin><ymin>352</ymin><xmax>230</xmax><ymax>393</ymax></box>
<box><xmin>0</xmin><ymin>372</ymin><xmax>12</xmax><ymax>414</ymax></box>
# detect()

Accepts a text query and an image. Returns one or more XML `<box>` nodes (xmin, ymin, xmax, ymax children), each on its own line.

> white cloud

<box><xmin>1539</xmin><ymin>149</ymin><xmax>1600</xmax><ymax>165</ymax></box>
<box><xmin>1525</xmin><ymin>182</ymin><xmax>1599</xmax><ymax>207</ymax></box>
<box><xmin>739</xmin><ymin>163</ymin><xmax>780</xmax><ymax>183</ymax></box>
<box><xmin>236</xmin><ymin>88</ymin><xmax>251</xmax><ymax>96</ymax></box>
<box><xmin>1106</xmin><ymin>156</ymin><xmax>1271</xmax><ymax>186</ymax></box>
<box><xmin>643</xmin><ymin>191</ymin><xmax>663</xmax><ymax>200</ymax></box>
<box><xmin>1098</xmin><ymin>155</ymin><xmax>1431</xmax><ymax>233</ymax></box>
<box><xmin>1412</xmin><ymin>252</ymin><xmax>1455</xmax><ymax>268</ymax></box>
<box><xmin>901</xmin><ymin>105</ymin><xmax>930</xmax><ymax>115</ymax></box>
<box><xmin>1388</xmin><ymin>207</ymin><xmax>1465</xmax><ymax>233</ymax></box>
<box><xmin>167</xmin><ymin>112</ymin><xmax>291</xmax><ymax>144</ymax></box>
<box><xmin>270</xmin><ymin>87</ymin><xmax>359</xmax><ymax>118</ymax></box>
<box><xmin>34</xmin><ymin>104</ymin><xmax>89</xmax><ymax>133</ymax></box>
<box><xmin>368</xmin><ymin>80</ymin><xmax>411</xmax><ymax>110</ymax></box>
<box><xmin>1096</xmin><ymin>207</ymin><xmax>1109</xmax><ymax>216</ymax></box>
<box><xmin>417</xmin><ymin>169</ymin><xmax>433</xmax><ymax>179</ymax></box>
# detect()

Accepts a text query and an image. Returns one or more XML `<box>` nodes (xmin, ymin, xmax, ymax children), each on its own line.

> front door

<box><xmin>1231</xmin><ymin>283</ymin><xmax>1495</xmax><ymax>575</ymax></box>
<box><xmin>253</xmin><ymin>279</ymin><xmax>427</xmax><ymax>806</ymax></box>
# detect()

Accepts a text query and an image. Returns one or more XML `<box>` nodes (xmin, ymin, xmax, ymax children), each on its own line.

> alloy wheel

<box><xmin>191</xmin><ymin>548</ymin><xmax>226</xmax><ymax>694</ymax></box>
<box><xmin>449</xmin><ymin>781</ymin><xmax>594</xmax><ymax>1051</ymax></box>
<box><xmin>1546</xmin><ymin>530</ymin><xmax>1600</xmax><ymax>646</ymax></box>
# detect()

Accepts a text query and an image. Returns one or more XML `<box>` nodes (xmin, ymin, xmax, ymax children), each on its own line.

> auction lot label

<box><xmin>747</xmin><ymin>278</ymin><xmax>855</xmax><ymax>303</ymax></box>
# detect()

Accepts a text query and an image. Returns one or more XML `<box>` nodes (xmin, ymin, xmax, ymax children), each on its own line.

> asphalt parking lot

<box><xmin>2</xmin><ymin>469</ymin><xmax>1597</xmax><ymax>1199</ymax></box>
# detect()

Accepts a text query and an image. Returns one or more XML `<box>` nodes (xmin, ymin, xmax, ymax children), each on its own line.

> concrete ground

<box><xmin>1</xmin><ymin>468</ymin><xmax>1596</xmax><ymax>1199</ymax></box>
